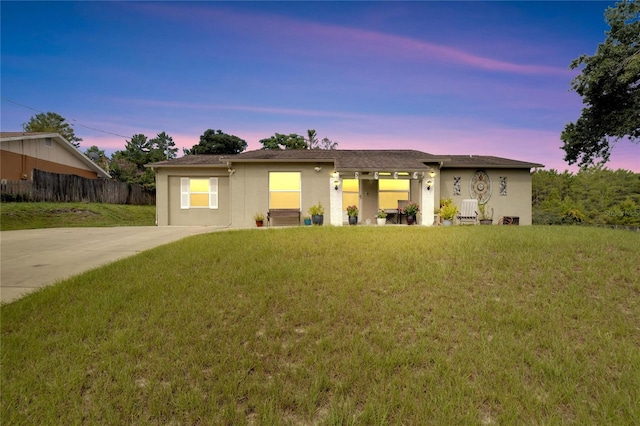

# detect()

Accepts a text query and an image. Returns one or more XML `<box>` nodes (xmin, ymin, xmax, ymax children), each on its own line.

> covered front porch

<box><xmin>329</xmin><ymin>169</ymin><xmax>438</xmax><ymax>226</ymax></box>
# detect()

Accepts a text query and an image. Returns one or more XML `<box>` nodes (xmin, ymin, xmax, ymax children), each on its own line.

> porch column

<box><xmin>421</xmin><ymin>178</ymin><xmax>435</xmax><ymax>226</ymax></box>
<box><xmin>329</xmin><ymin>176</ymin><xmax>343</xmax><ymax>226</ymax></box>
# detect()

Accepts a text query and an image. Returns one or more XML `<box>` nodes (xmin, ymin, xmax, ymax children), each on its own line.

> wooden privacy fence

<box><xmin>1</xmin><ymin>169</ymin><xmax>155</xmax><ymax>205</ymax></box>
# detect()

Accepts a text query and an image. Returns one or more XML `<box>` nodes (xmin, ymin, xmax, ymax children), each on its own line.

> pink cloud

<box><xmin>137</xmin><ymin>3</ymin><xmax>570</xmax><ymax>77</ymax></box>
<box><xmin>113</xmin><ymin>98</ymin><xmax>372</xmax><ymax>121</ymax></box>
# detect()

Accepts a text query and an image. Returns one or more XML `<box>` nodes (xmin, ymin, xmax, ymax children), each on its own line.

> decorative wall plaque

<box><xmin>499</xmin><ymin>176</ymin><xmax>507</xmax><ymax>196</ymax></box>
<box><xmin>453</xmin><ymin>176</ymin><xmax>461</xmax><ymax>196</ymax></box>
<box><xmin>469</xmin><ymin>170</ymin><xmax>492</xmax><ymax>204</ymax></box>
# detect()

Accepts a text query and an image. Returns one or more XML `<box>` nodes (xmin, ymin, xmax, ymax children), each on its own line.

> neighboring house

<box><xmin>0</xmin><ymin>132</ymin><xmax>110</xmax><ymax>180</ymax></box>
<box><xmin>147</xmin><ymin>149</ymin><xmax>543</xmax><ymax>227</ymax></box>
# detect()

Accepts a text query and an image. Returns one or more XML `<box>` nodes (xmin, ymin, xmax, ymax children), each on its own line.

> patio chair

<box><xmin>457</xmin><ymin>199</ymin><xmax>478</xmax><ymax>225</ymax></box>
<box><xmin>385</xmin><ymin>209</ymin><xmax>398</xmax><ymax>224</ymax></box>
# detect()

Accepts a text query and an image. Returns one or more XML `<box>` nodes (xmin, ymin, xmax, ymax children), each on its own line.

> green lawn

<box><xmin>0</xmin><ymin>202</ymin><xmax>156</xmax><ymax>230</ymax></box>
<box><xmin>2</xmin><ymin>226</ymin><xmax>639</xmax><ymax>424</ymax></box>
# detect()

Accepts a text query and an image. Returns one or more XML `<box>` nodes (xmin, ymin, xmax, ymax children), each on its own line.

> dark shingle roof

<box><xmin>146</xmin><ymin>155</ymin><xmax>226</xmax><ymax>168</ymax></box>
<box><xmin>222</xmin><ymin>149</ymin><xmax>439</xmax><ymax>171</ymax></box>
<box><xmin>440</xmin><ymin>155</ymin><xmax>544</xmax><ymax>169</ymax></box>
<box><xmin>147</xmin><ymin>149</ymin><xmax>543</xmax><ymax>170</ymax></box>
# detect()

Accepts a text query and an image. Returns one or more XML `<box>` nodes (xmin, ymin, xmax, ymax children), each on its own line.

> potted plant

<box><xmin>479</xmin><ymin>203</ymin><xmax>493</xmax><ymax>225</ymax></box>
<box><xmin>376</xmin><ymin>209</ymin><xmax>387</xmax><ymax>226</ymax></box>
<box><xmin>440</xmin><ymin>203</ymin><xmax>458</xmax><ymax>226</ymax></box>
<box><xmin>346</xmin><ymin>205</ymin><xmax>358</xmax><ymax>225</ymax></box>
<box><xmin>437</xmin><ymin>197</ymin><xmax>453</xmax><ymax>225</ymax></box>
<box><xmin>254</xmin><ymin>212</ymin><xmax>265</xmax><ymax>227</ymax></box>
<box><xmin>308</xmin><ymin>201</ymin><xmax>324</xmax><ymax>225</ymax></box>
<box><xmin>303</xmin><ymin>216</ymin><xmax>312</xmax><ymax>226</ymax></box>
<box><xmin>403</xmin><ymin>201</ymin><xmax>420</xmax><ymax>225</ymax></box>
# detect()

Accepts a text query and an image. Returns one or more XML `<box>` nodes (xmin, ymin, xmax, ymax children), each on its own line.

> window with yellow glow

<box><xmin>378</xmin><ymin>179</ymin><xmax>409</xmax><ymax>209</ymax></box>
<box><xmin>342</xmin><ymin>179</ymin><xmax>359</xmax><ymax>210</ymax></box>
<box><xmin>181</xmin><ymin>177</ymin><xmax>218</xmax><ymax>209</ymax></box>
<box><xmin>269</xmin><ymin>172</ymin><xmax>301</xmax><ymax>209</ymax></box>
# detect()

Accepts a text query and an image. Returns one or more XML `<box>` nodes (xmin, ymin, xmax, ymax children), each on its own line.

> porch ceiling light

<box><xmin>429</xmin><ymin>170</ymin><xmax>436</xmax><ymax>178</ymax></box>
<box><xmin>314</xmin><ymin>166</ymin><xmax>322</xmax><ymax>172</ymax></box>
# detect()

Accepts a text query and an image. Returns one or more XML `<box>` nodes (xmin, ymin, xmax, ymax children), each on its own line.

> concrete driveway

<box><xmin>0</xmin><ymin>226</ymin><xmax>221</xmax><ymax>304</ymax></box>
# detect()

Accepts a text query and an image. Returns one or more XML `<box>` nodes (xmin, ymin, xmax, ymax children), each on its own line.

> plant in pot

<box><xmin>346</xmin><ymin>205</ymin><xmax>358</xmax><ymax>225</ymax></box>
<box><xmin>478</xmin><ymin>203</ymin><xmax>493</xmax><ymax>225</ymax></box>
<box><xmin>440</xmin><ymin>203</ymin><xmax>458</xmax><ymax>226</ymax></box>
<box><xmin>308</xmin><ymin>201</ymin><xmax>324</xmax><ymax>225</ymax></box>
<box><xmin>438</xmin><ymin>197</ymin><xmax>453</xmax><ymax>224</ymax></box>
<box><xmin>254</xmin><ymin>212</ymin><xmax>265</xmax><ymax>227</ymax></box>
<box><xmin>303</xmin><ymin>216</ymin><xmax>312</xmax><ymax>226</ymax></box>
<box><xmin>253</xmin><ymin>212</ymin><xmax>264</xmax><ymax>228</ymax></box>
<box><xmin>376</xmin><ymin>209</ymin><xmax>387</xmax><ymax>226</ymax></box>
<box><xmin>403</xmin><ymin>202</ymin><xmax>420</xmax><ymax>225</ymax></box>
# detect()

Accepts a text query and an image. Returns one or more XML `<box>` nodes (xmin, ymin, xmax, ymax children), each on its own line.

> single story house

<box><xmin>147</xmin><ymin>149</ymin><xmax>543</xmax><ymax>227</ymax></box>
<box><xmin>0</xmin><ymin>132</ymin><xmax>110</xmax><ymax>180</ymax></box>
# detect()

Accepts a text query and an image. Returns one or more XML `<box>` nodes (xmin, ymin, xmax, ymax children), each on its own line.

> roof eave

<box><xmin>442</xmin><ymin>163</ymin><xmax>544</xmax><ymax>169</ymax></box>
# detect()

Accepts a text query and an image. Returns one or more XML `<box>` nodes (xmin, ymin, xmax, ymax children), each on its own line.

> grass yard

<box><xmin>2</xmin><ymin>226</ymin><xmax>639</xmax><ymax>424</ymax></box>
<box><xmin>0</xmin><ymin>202</ymin><xmax>156</xmax><ymax>231</ymax></box>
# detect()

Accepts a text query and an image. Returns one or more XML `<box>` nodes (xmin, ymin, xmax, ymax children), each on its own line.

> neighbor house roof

<box><xmin>147</xmin><ymin>149</ymin><xmax>543</xmax><ymax>170</ymax></box>
<box><xmin>0</xmin><ymin>132</ymin><xmax>111</xmax><ymax>178</ymax></box>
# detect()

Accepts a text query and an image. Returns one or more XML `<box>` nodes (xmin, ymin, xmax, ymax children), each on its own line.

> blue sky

<box><xmin>2</xmin><ymin>1</ymin><xmax>638</xmax><ymax>172</ymax></box>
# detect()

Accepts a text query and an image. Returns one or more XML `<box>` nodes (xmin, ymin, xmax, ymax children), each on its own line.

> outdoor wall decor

<box><xmin>453</xmin><ymin>176</ymin><xmax>461</xmax><ymax>195</ymax></box>
<box><xmin>500</xmin><ymin>176</ymin><xmax>507</xmax><ymax>196</ymax></box>
<box><xmin>469</xmin><ymin>170</ymin><xmax>492</xmax><ymax>204</ymax></box>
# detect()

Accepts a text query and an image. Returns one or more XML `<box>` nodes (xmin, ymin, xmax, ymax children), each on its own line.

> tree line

<box><xmin>532</xmin><ymin>167</ymin><xmax>640</xmax><ymax>227</ymax></box>
<box><xmin>22</xmin><ymin>112</ymin><xmax>339</xmax><ymax>190</ymax></box>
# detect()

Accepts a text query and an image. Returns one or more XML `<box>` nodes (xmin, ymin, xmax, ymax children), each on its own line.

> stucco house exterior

<box><xmin>0</xmin><ymin>132</ymin><xmax>110</xmax><ymax>180</ymax></box>
<box><xmin>147</xmin><ymin>149</ymin><xmax>543</xmax><ymax>227</ymax></box>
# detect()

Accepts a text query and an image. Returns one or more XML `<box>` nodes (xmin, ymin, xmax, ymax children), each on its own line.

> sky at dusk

<box><xmin>2</xmin><ymin>1</ymin><xmax>639</xmax><ymax>172</ymax></box>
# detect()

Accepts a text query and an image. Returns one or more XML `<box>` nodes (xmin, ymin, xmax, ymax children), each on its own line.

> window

<box><xmin>269</xmin><ymin>172</ymin><xmax>301</xmax><ymax>209</ymax></box>
<box><xmin>181</xmin><ymin>178</ymin><xmax>218</xmax><ymax>209</ymax></box>
<box><xmin>378</xmin><ymin>179</ymin><xmax>409</xmax><ymax>209</ymax></box>
<box><xmin>44</xmin><ymin>138</ymin><xmax>52</xmax><ymax>147</ymax></box>
<box><xmin>342</xmin><ymin>179</ymin><xmax>359</xmax><ymax>210</ymax></box>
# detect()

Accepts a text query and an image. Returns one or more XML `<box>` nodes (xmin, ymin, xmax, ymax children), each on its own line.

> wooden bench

<box><xmin>267</xmin><ymin>209</ymin><xmax>301</xmax><ymax>226</ymax></box>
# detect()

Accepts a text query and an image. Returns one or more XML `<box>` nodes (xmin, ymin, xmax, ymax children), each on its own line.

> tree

<box><xmin>318</xmin><ymin>136</ymin><xmax>339</xmax><ymax>150</ymax></box>
<box><xmin>110</xmin><ymin>132</ymin><xmax>177</xmax><ymax>190</ymax></box>
<box><xmin>532</xmin><ymin>167</ymin><xmax>640</xmax><ymax>226</ymax></box>
<box><xmin>561</xmin><ymin>0</ymin><xmax>640</xmax><ymax>167</ymax></box>
<box><xmin>23</xmin><ymin>112</ymin><xmax>82</xmax><ymax>148</ymax></box>
<box><xmin>124</xmin><ymin>134</ymin><xmax>153</xmax><ymax>167</ymax></box>
<box><xmin>260</xmin><ymin>133</ymin><xmax>308</xmax><ymax>150</ymax></box>
<box><xmin>306</xmin><ymin>129</ymin><xmax>339</xmax><ymax>150</ymax></box>
<box><xmin>84</xmin><ymin>145</ymin><xmax>108</xmax><ymax>171</ymax></box>
<box><xmin>306</xmin><ymin>129</ymin><xmax>319</xmax><ymax>149</ymax></box>
<box><xmin>150</xmin><ymin>131</ymin><xmax>178</xmax><ymax>160</ymax></box>
<box><xmin>184</xmin><ymin>129</ymin><xmax>247</xmax><ymax>155</ymax></box>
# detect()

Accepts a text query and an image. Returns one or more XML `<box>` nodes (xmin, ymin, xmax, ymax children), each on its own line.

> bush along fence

<box><xmin>1</xmin><ymin>169</ymin><xmax>155</xmax><ymax>205</ymax></box>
